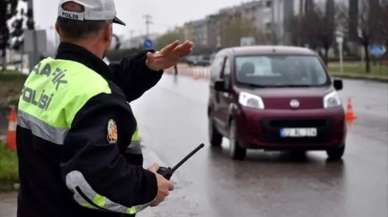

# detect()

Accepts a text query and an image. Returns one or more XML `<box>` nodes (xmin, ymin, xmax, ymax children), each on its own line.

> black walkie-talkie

<box><xmin>157</xmin><ymin>144</ymin><xmax>205</xmax><ymax>180</ymax></box>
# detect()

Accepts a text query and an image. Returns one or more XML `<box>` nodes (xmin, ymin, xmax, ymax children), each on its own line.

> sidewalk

<box><xmin>0</xmin><ymin>192</ymin><xmax>17</xmax><ymax>217</ymax></box>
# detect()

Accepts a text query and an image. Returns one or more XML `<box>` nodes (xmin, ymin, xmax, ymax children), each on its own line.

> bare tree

<box><xmin>348</xmin><ymin>0</ymin><xmax>359</xmax><ymax>41</ymax></box>
<box><xmin>305</xmin><ymin>0</ymin><xmax>315</xmax><ymax>14</ymax></box>
<box><xmin>383</xmin><ymin>2</ymin><xmax>388</xmax><ymax>51</ymax></box>
<box><xmin>356</xmin><ymin>0</ymin><xmax>385</xmax><ymax>73</ymax></box>
<box><xmin>291</xmin><ymin>0</ymin><xmax>339</xmax><ymax>66</ymax></box>
<box><xmin>320</xmin><ymin>0</ymin><xmax>336</xmax><ymax>65</ymax></box>
<box><xmin>301</xmin><ymin>9</ymin><xmax>321</xmax><ymax>50</ymax></box>
<box><xmin>289</xmin><ymin>15</ymin><xmax>302</xmax><ymax>46</ymax></box>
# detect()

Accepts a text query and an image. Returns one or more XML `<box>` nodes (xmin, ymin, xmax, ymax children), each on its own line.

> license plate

<box><xmin>280</xmin><ymin>128</ymin><xmax>318</xmax><ymax>138</ymax></box>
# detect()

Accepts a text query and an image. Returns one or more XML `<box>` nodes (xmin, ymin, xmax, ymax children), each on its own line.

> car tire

<box><xmin>326</xmin><ymin>145</ymin><xmax>345</xmax><ymax>160</ymax></box>
<box><xmin>290</xmin><ymin>150</ymin><xmax>307</xmax><ymax>159</ymax></box>
<box><xmin>209</xmin><ymin>118</ymin><xmax>222</xmax><ymax>147</ymax></box>
<box><xmin>229</xmin><ymin>120</ymin><xmax>246</xmax><ymax>160</ymax></box>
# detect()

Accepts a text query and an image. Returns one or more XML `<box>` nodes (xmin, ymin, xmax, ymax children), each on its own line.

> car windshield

<box><xmin>235</xmin><ymin>55</ymin><xmax>329</xmax><ymax>87</ymax></box>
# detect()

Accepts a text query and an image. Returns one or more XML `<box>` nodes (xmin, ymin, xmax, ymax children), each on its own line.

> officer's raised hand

<box><xmin>146</xmin><ymin>40</ymin><xmax>194</xmax><ymax>71</ymax></box>
<box><xmin>147</xmin><ymin>163</ymin><xmax>174</xmax><ymax>206</ymax></box>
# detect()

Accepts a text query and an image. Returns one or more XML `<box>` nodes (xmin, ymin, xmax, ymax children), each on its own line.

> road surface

<box><xmin>1</xmin><ymin>74</ymin><xmax>387</xmax><ymax>217</ymax></box>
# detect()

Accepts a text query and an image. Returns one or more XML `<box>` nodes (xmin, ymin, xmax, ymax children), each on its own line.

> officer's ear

<box><xmin>102</xmin><ymin>23</ymin><xmax>113</xmax><ymax>45</ymax></box>
<box><xmin>55</xmin><ymin>23</ymin><xmax>62</xmax><ymax>39</ymax></box>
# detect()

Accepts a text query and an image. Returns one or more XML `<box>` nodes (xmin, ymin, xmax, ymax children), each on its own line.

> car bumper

<box><xmin>235</xmin><ymin>107</ymin><xmax>346</xmax><ymax>150</ymax></box>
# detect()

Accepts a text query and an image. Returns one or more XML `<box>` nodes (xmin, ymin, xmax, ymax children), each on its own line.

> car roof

<box><xmin>221</xmin><ymin>46</ymin><xmax>317</xmax><ymax>56</ymax></box>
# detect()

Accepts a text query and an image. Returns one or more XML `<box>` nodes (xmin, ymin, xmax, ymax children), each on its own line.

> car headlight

<box><xmin>239</xmin><ymin>92</ymin><xmax>265</xmax><ymax>109</ymax></box>
<box><xmin>323</xmin><ymin>91</ymin><xmax>342</xmax><ymax>108</ymax></box>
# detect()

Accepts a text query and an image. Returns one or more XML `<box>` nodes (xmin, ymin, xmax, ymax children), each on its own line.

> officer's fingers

<box><xmin>168</xmin><ymin>181</ymin><xmax>174</xmax><ymax>191</ymax></box>
<box><xmin>146</xmin><ymin>51</ymin><xmax>159</xmax><ymax>62</ymax></box>
<box><xmin>148</xmin><ymin>163</ymin><xmax>160</xmax><ymax>173</ymax></box>
<box><xmin>174</xmin><ymin>40</ymin><xmax>193</xmax><ymax>51</ymax></box>
<box><xmin>146</xmin><ymin>52</ymin><xmax>155</xmax><ymax>64</ymax></box>
<box><xmin>173</xmin><ymin>41</ymin><xmax>193</xmax><ymax>57</ymax></box>
<box><xmin>161</xmin><ymin>40</ymin><xmax>180</xmax><ymax>54</ymax></box>
<box><xmin>178</xmin><ymin>47</ymin><xmax>193</xmax><ymax>58</ymax></box>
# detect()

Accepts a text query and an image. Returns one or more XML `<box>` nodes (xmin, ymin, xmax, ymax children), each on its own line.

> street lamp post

<box><xmin>336</xmin><ymin>31</ymin><xmax>344</xmax><ymax>74</ymax></box>
<box><xmin>358</xmin><ymin>28</ymin><xmax>364</xmax><ymax>64</ymax></box>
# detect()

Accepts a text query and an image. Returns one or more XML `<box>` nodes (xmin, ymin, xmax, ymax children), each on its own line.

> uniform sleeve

<box><xmin>60</xmin><ymin>94</ymin><xmax>157</xmax><ymax>214</ymax></box>
<box><xmin>110</xmin><ymin>51</ymin><xmax>163</xmax><ymax>102</ymax></box>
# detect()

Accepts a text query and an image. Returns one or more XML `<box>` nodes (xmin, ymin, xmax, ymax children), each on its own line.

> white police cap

<box><xmin>58</xmin><ymin>0</ymin><xmax>125</xmax><ymax>25</ymax></box>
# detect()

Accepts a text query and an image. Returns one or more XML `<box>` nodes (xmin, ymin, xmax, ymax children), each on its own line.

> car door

<box><xmin>218</xmin><ymin>56</ymin><xmax>233</xmax><ymax>133</ymax></box>
<box><xmin>211</xmin><ymin>55</ymin><xmax>227</xmax><ymax>132</ymax></box>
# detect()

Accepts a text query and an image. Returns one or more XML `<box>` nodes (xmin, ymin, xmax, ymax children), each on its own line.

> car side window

<box><xmin>222</xmin><ymin>57</ymin><xmax>231</xmax><ymax>89</ymax></box>
<box><xmin>211</xmin><ymin>56</ymin><xmax>224</xmax><ymax>82</ymax></box>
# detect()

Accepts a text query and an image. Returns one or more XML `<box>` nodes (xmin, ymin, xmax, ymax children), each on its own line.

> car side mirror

<box><xmin>333</xmin><ymin>79</ymin><xmax>343</xmax><ymax>91</ymax></box>
<box><xmin>214</xmin><ymin>80</ymin><xmax>226</xmax><ymax>92</ymax></box>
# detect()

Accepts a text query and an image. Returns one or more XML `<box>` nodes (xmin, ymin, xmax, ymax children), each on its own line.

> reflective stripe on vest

<box><xmin>18</xmin><ymin>58</ymin><xmax>148</xmax><ymax>214</ymax></box>
<box><xmin>127</xmin><ymin>128</ymin><xmax>142</xmax><ymax>155</ymax></box>
<box><xmin>131</xmin><ymin>129</ymin><xmax>141</xmax><ymax>142</ymax></box>
<box><xmin>66</xmin><ymin>171</ymin><xmax>149</xmax><ymax>214</ymax></box>
<box><xmin>18</xmin><ymin>57</ymin><xmax>111</xmax><ymax>144</ymax></box>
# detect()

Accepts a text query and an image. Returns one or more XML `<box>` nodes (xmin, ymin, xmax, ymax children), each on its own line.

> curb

<box><xmin>330</xmin><ymin>73</ymin><xmax>388</xmax><ymax>83</ymax></box>
<box><xmin>0</xmin><ymin>183</ymin><xmax>19</xmax><ymax>192</ymax></box>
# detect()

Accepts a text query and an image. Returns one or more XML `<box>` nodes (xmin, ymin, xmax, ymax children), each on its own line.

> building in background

<box><xmin>182</xmin><ymin>0</ymin><xmax>274</xmax><ymax>51</ymax></box>
<box><xmin>271</xmin><ymin>0</ymin><xmax>297</xmax><ymax>45</ymax></box>
<box><xmin>183</xmin><ymin>19</ymin><xmax>208</xmax><ymax>48</ymax></box>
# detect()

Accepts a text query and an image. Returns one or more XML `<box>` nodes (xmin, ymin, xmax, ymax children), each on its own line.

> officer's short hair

<box><xmin>56</xmin><ymin>17</ymin><xmax>108</xmax><ymax>40</ymax></box>
<box><xmin>56</xmin><ymin>2</ymin><xmax>109</xmax><ymax>40</ymax></box>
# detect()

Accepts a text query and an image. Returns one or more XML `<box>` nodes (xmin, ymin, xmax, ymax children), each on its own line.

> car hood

<box><xmin>236</xmin><ymin>86</ymin><xmax>334</xmax><ymax>110</ymax></box>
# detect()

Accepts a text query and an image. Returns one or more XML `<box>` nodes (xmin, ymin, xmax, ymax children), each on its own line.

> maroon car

<box><xmin>208</xmin><ymin>46</ymin><xmax>346</xmax><ymax>160</ymax></box>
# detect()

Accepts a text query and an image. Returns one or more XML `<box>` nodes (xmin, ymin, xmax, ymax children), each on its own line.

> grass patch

<box><xmin>0</xmin><ymin>142</ymin><xmax>18</xmax><ymax>191</ymax></box>
<box><xmin>328</xmin><ymin>62</ymin><xmax>388</xmax><ymax>75</ymax></box>
<box><xmin>0</xmin><ymin>70</ymin><xmax>27</xmax><ymax>106</ymax></box>
<box><xmin>328</xmin><ymin>62</ymin><xmax>388</xmax><ymax>81</ymax></box>
<box><xmin>0</xmin><ymin>70</ymin><xmax>27</xmax><ymax>81</ymax></box>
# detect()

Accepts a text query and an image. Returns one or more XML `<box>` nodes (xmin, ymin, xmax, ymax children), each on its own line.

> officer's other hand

<box><xmin>147</xmin><ymin>163</ymin><xmax>174</xmax><ymax>207</ymax></box>
<box><xmin>146</xmin><ymin>40</ymin><xmax>194</xmax><ymax>71</ymax></box>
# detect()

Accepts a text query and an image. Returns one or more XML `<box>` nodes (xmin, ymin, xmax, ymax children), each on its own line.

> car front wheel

<box><xmin>209</xmin><ymin>118</ymin><xmax>222</xmax><ymax>147</ymax></box>
<box><xmin>229</xmin><ymin>120</ymin><xmax>246</xmax><ymax>160</ymax></box>
<box><xmin>326</xmin><ymin>145</ymin><xmax>345</xmax><ymax>160</ymax></box>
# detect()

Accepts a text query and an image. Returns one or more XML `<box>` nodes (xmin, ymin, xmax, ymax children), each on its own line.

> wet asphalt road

<box><xmin>1</xmin><ymin>75</ymin><xmax>387</xmax><ymax>217</ymax></box>
<box><xmin>132</xmin><ymin>75</ymin><xmax>388</xmax><ymax>217</ymax></box>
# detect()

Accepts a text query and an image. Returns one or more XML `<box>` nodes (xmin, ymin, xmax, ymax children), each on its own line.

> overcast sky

<box><xmin>30</xmin><ymin>0</ymin><xmax>250</xmax><ymax>38</ymax></box>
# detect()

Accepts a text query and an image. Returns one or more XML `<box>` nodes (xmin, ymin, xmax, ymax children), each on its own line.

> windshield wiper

<box><xmin>241</xmin><ymin>83</ymin><xmax>318</xmax><ymax>88</ymax></box>
<box><xmin>242</xmin><ymin>83</ymin><xmax>268</xmax><ymax>88</ymax></box>
<box><xmin>276</xmin><ymin>84</ymin><xmax>315</xmax><ymax>88</ymax></box>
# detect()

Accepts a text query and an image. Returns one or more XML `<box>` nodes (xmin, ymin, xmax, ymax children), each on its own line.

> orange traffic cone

<box><xmin>345</xmin><ymin>98</ymin><xmax>357</xmax><ymax>122</ymax></box>
<box><xmin>6</xmin><ymin>106</ymin><xmax>17</xmax><ymax>151</ymax></box>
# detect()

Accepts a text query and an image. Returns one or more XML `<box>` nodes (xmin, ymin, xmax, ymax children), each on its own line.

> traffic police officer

<box><xmin>16</xmin><ymin>0</ymin><xmax>193</xmax><ymax>217</ymax></box>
